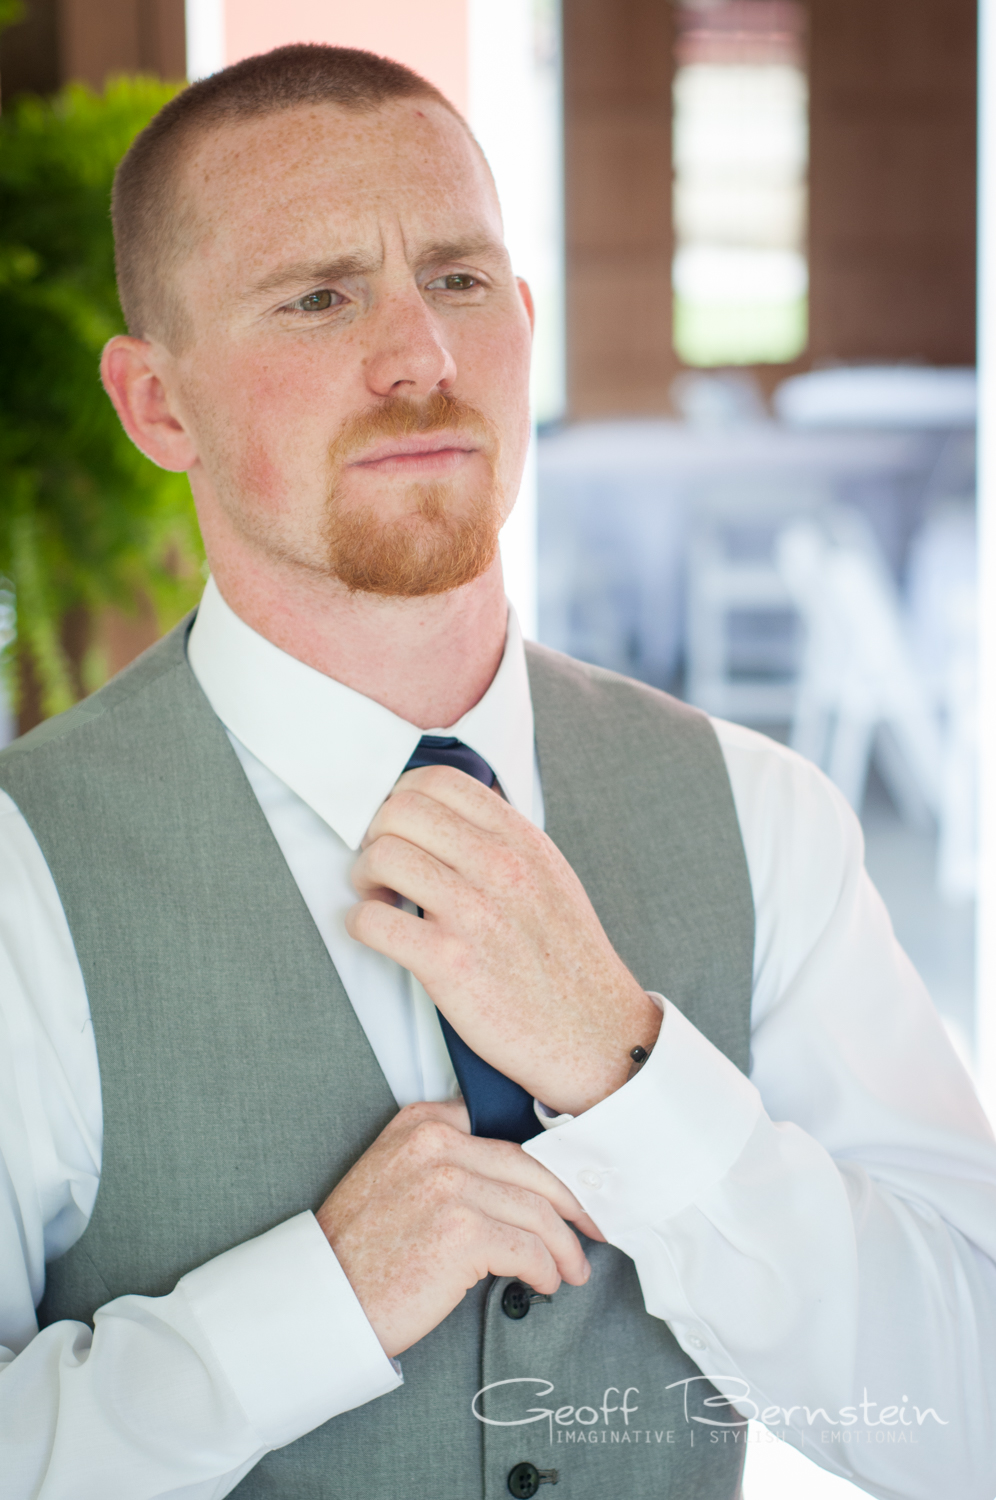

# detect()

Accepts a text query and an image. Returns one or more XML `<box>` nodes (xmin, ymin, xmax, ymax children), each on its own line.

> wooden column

<box><xmin>807</xmin><ymin>0</ymin><xmax>977</xmax><ymax>366</ymax></box>
<box><xmin>59</xmin><ymin>0</ymin><xmax>186</xmax><ymax>88</ymax></box>
<box><xmin>1</xmin><ymin>0</ymin><xmax>186</xmax><ymax>99</ymax></box>
<box><xmin>563</xmin><ymin>0</ymin><xmax>677</xmax><ymax>417</ymax></box>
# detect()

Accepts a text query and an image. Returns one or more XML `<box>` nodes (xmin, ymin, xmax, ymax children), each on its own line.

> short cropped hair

<box><xmin>112</xmin><ymin>44</ymin><xmax>464</xmax><ymax>346</ymax></box>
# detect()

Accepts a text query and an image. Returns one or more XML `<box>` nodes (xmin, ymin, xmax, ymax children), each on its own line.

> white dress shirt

<box><xmin>1</xmin><ymin>576</ymin><xmax>995</xmax><ymax>1500</ymax></box>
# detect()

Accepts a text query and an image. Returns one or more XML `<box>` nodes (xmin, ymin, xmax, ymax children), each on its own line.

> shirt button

<box><xmin>687</xmin><ymin>1332</ymin><xmax>707</xmax><ymax>1351</ymax></box>
<box><xmin>578</xmin><ymin>1168</ymin><xmax>603</xmax><ymax>1191</ymax></box>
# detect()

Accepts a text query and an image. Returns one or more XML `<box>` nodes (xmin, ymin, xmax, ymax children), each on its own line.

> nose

<box><xmin>363</xmin><ymin>287</ymin><xmax>457</xmax><ymax>399</ymax></box>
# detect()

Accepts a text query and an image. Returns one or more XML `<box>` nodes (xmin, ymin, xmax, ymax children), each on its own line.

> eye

<box><xmin>293</xmin><ymin>289</ymin><xmax>341</xmax><ymax>312</ymax></box>
<box><xmin>427</xmin><ymin>273</ymin><xmax>480</xmax><ymax>291</ymax></box>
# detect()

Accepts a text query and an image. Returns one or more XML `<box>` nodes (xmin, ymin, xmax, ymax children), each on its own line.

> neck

<box><xmin>208</xmin><ymin>546</ymin><xmax>509</xmax><ymax>730</ymax></box>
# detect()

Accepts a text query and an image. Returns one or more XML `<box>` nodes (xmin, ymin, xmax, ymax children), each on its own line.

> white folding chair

<box><xmin>685</xmin><ymin>477</ymin><xmax>830</xmax><ymax>722</ymax></box>
<box><xmin>775</xmin><ymin>511</ymin><xmax>942</xmax><ymax>829</ymax></box>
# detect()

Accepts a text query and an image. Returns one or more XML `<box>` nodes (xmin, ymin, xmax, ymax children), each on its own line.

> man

<box><xmin>0</xmin><ymin>42</ymin><xmax>994</xmax><ymax>1500</ymax></box>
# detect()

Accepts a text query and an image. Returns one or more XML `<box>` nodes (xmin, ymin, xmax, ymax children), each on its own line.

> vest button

<box><xmin>507</xmin><ymin>1462</ymin><xmax>541</xmax><ymax>1497</ymax></box>
<box><xmin>506</xmin><ymin>1464</ymin><xmax>559</xmax><ymax>1495</ymax></box>
<box><xmin>502</xmin><ymin>1280</ymin><xmax>532</xmax><ymax>1319</ymax></box>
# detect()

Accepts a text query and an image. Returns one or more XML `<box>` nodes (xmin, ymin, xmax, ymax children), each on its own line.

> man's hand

<box><xmin>346</xmin><ymin>765</ymin><xmax>662</xmax><ymax>1116</ymax></box>
<box><xmin>315</xmin><ymin>1100</ymin><xmax>600</xmax><ymax>1357</ymax></box>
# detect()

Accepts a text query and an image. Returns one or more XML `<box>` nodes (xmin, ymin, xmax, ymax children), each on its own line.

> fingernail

<box><xmin>583</xmin><ymin>1258</ymin><xmax>591</xmax><ymax>1281</ymax></box>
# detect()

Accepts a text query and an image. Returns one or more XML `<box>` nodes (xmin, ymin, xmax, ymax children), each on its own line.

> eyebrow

<box><xmin>248</xmin><ymin>253</ymin><xmax>378</xmax><ymax>298</ymax></box>
<box><xmin>249</xmin><ymin>236</ymin><xmax>505</xmax><ymax>300</ymax></box>
<box><xmin>415</xmin><ymin>236</ymin><xmax>505</xmax><ymax>268</ymax></box>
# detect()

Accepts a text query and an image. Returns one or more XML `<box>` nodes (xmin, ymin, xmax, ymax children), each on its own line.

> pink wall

<box><xmin>225</xmin><ymin>0</ymin><xmax>469</xmax><ymax>115</ymax></box>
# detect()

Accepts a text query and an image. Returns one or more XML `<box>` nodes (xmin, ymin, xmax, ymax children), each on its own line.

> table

<box><xmin>537</xmin><ymin>419</ymin><xmax>963</xmax><ymax>690</ymax></box>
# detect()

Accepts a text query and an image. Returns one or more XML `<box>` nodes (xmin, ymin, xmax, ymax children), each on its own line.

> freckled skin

<box><xmin>175</xmin><ymin>102</ymin><xmax>528</xmax><ymax>571</ymax></box>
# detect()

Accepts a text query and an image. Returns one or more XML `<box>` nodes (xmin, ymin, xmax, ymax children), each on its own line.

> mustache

<box><xmin>327</xmin><ymin>390</ymin><xmax>499</xmax><ymax>468</ymax></box>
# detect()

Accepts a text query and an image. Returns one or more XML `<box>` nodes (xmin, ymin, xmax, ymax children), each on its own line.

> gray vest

<box><xmin>0</xmin><ymin>618</ymin><xmax>754</xmax><ymax>1499</ymax></box>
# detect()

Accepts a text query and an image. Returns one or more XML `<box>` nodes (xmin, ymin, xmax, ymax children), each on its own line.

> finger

<box><xmin>474</xmin><ymin>1212</ymin><xmax>591</xmax><ymax>1296</ymax></box>
<box><xmin>345</xmin><ymin>896</ymin><xmax>439</xmax><ymax>970</ymax></box>
<box><xmin>395</xmin><ymin>1096</ymin><xmax>472</xmax><ymax>1135</ymax></box>
<box><xmin>353</xmin><ymin>883</ymin><xmax>400</xmax><ymax>908</ymax></box>
<box><xmin>474</xmin><ymin>1218</ymin><xmax>563</xmax><ymax>1297</ymax></box>
<box><xmin>568</xmin><ymin>1210</ymin><xmax>606</xmax><ymax>1244</ymax></box>
<box><xmin>352</xmin><ymin>833</ymin><xmax>469</xmax><ymax>917</ymax></box>
<box><xmin>448</xmin><ymin>1133</ymin><xmax>595</xmax><ymax>1233</ymax></box>
<box><xmin>462</xmin><ymin>1176</ymin><xmax>591</xmax><ymax>1286</ymax></box>
<box><xmin>360</xmin><ymin>802</ymin><xmax>546</xmax><ymax>943</ymax></box>
<box><xmin>362</xmin><ymin>786</ymin><xmax>503</xmax><ymax>895</ymax></box>
<box><xmin>400</xmin><ymin>1112</ymin><xmax>599</xmax><ymax>1239</ymax></box>
<box><xmin>364</xmin><ymin>783</ymin><xmax>488</xmax><ymax>857</ymax></box>
<box><xmin>388</xmin><ymin>764</ymin><xmax>514</xmax><ymax>836</ymax></box>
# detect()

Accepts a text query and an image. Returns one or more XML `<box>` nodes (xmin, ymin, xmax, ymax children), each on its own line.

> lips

<box><xmin>349</xmin><ymin>432</ymin><xmax>478</xmax><ymax>467</ymax></box>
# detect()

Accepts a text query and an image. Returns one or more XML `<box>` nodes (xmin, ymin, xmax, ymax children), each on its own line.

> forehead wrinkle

<box><xmin>391</xmin><ymin>183</ymin><xmax>504</xmax><ymax>272</ymax></box>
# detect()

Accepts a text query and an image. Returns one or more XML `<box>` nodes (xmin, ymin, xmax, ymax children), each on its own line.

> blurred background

<box><xmin>0</xmin><ymin>4</ymin><xmax>986</xmax><ymax>1494</ymax></box>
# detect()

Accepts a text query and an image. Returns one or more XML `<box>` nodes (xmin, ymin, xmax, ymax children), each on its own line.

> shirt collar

<box><xmin>186</xmin><ymin>576</ymin><xmax>535</xmax><ymax>850</ymax></box>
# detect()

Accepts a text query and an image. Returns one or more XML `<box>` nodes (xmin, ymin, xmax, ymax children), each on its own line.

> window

<box><xmin>672</xmin><ymin>0</ymin><xmax>808</xmax><ymax>367</ymax></box>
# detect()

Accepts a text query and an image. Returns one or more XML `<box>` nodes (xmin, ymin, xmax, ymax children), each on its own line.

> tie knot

<box><xmin>404</xmin><ymin>736</ymin><xmax>495</xmax><ymax>788</ymax></box>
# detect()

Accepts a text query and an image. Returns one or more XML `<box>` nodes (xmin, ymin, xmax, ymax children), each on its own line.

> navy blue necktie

<box><xmin>403</xmin><ymin>736</ymin><xmax>538</xmax><ymax>1144</ymax></box>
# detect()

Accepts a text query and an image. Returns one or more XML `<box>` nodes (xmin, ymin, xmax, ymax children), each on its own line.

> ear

<box><xmin>100</xmin><ymin>335</ymin><xmax>198</xmax><ymax>473</ymax></box>
<box><xmin>516</xmin><ymin>277</ymin><xmax>536</xmax><ymax>334</ymax></box>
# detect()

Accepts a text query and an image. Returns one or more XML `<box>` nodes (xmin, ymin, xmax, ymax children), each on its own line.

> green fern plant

<box><xmin>0</xmin><ymin>75</ymin><xmax>204</xmax><ymax>721</ymax></box>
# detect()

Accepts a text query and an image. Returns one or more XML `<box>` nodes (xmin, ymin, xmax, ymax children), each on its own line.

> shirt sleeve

<box><xmin>524</xmin><ymin>725</ymin><xmax>996</xmax><ymax>1500</ymax></box>
<box><xmin>0</xmin><ymin>792</ymin><xmax>400</xmax><ymax>1500</ymax></box>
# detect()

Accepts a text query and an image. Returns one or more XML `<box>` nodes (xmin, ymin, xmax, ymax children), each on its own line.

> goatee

<box><xmin>323</xmin><ymin>391</ymin><xmax>503</xmax><ymax>598</ymax></box>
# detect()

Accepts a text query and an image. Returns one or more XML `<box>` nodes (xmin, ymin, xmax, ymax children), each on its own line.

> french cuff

<box><xmin>523</xmin><ymin>996</ymin><xmax>763</xmax><ymax>1243</ymax></box>
<box><xmin>177</xmin><ymin>1210</ymin><xmax>402</xmax><ymax>1450</ymax></box>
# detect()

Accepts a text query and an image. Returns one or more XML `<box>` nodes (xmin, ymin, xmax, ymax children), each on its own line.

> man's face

<box><xmin>165</xmin><ymin>98</ymin><xmax>533</xmax><ymax>595</ymax></box>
